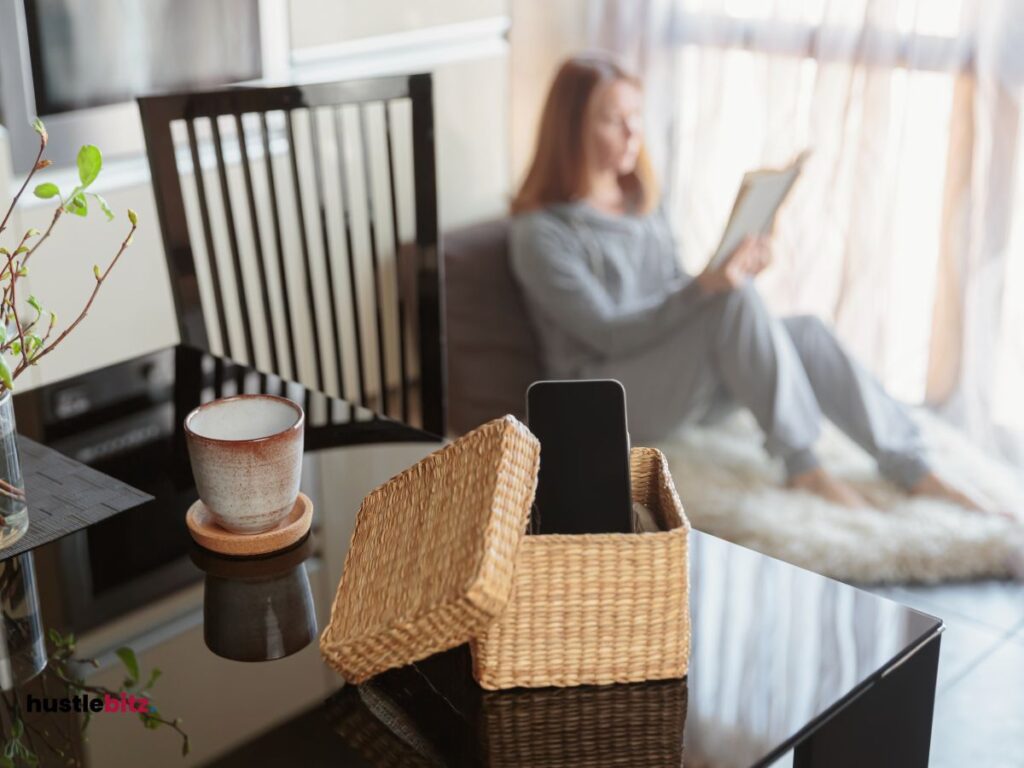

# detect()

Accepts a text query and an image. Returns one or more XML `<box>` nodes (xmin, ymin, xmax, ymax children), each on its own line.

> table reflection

<box><xmin>480</xmin><ymin>680</ymin><xmax>687</xmax><ymax>767</ymax></box>
<box><xmin>328</xmin><ymin>646</ymin><xmax>689</xmax><ymax>767</ymax></box>
<box><xmin>190</xmin><ymin>536</ymin><xmax>317</xmax><ymax>662</ymax></box>
<box><xmin>685</xmin><ymin>532</ymin><xmax>937</xmax><ymax>767</ymax></box>
<box><xmin>4</xmin><ymin>339</ymin><xmax>942</xmax><ymax>766</ymax></box>
<box><xmin>0</xmin><ymin>552</ymin><xmax>46</xmax><ymax>690</ymax></box>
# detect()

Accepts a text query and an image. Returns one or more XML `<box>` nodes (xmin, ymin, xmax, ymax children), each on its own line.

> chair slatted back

<box><xmin>138</xmin><ymin>74</ymin><xmax>445</xmax><ymax>436</ymax></box>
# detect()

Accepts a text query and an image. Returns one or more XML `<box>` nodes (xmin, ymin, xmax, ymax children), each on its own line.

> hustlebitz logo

<box><xmin>26</xmin><ymin>692</ymin><xmax>152</xmax><ymax>714</ymax></box>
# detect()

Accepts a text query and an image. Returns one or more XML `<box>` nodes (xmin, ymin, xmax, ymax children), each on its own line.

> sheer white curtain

<box><xmin>515</xmin><ymin>0</ymin><xmax>1024</xmax><ymax>465</ymax></box>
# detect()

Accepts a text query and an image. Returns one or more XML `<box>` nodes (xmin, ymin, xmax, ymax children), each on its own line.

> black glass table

<box><xmin>3</xmin><ymin>345</ymin><xmax>942</xmax><ymax>767</ymax></box>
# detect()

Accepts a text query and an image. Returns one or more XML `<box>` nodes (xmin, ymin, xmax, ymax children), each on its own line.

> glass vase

<box><xmin>0</xmin><ymin>552</ymin><xmax>46</xmax><ymax>690</ymax></box>
<box><xmin>0</xmin><ymin>390</ymin><xmax>28</xmax><ymax>549</ymax></box>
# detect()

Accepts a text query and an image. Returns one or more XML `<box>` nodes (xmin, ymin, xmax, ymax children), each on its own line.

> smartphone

<box><xmin>526</xmin><ymin>379</ymin><xmax>632</xmax><ymax>534</ymax></box>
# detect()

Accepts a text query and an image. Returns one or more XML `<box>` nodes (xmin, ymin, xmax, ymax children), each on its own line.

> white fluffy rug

<box><xmin>657</xmin><ymin>410</ymin><xmax>1024</xmax><ymax>584</ymax></box>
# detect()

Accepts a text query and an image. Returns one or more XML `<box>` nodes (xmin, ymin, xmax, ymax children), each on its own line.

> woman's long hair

<box><xmin>511</xmin><ymin>54</ymin><xmax>659</xmax><ymax>215</ymax></box>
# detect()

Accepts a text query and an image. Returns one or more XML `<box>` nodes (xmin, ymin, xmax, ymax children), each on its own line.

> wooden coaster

<box><xmin>189</xmin><ymin>534</ymin><xmax>314</xmax><ymax>578</ymax></box>
<box><xmin>186</xmin><ymin>493</ymin><xmax>313</xmax><ymax>557</ymax></box>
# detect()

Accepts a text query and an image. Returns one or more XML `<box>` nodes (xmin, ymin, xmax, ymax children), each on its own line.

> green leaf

<box><xmin>115</xmin><ymin>646</ymin><xmax>139</xmax><ymax>684</ymax></box>
<box><xmin>144</xmin><ymin>667</ymin><xmax>162</xmax><ymax>690</ymax></box>
<box><xmin>33</xmin><ymin>183</ymin><xmax>59</xmax><ymax>200</ymax></box>
<box><xmin>13</xmin><ymin>247</ymin><xmax>27</xmax><ymax>256</ymax></box>
<box><xmin>93</xmin><ymin>264</ymin><xmax>101</xmax><ymax>280</ymax></box>
<box><xmin>47</xmin><ymin>627</ymin><xmax>62</xmax><ymax>645</ymax></box>
<box><xmin>0</xmin><ymin>357</ymin><xmax>15</xmax><ymax>392</ymax></box>
<box><xmin>31</xmin><ymin>117</ymin><xmax>47</xmax><ymax>145</ymax></box>
<box><xmin>0</xmin><ymin>326</ymin><xmax>6</xmax><ymax>348</ymax></box>
<box><xmin>11</xmin><ymin>342</ymin><xmax>21</xmax><ymax>357</ymax></box>
<box><xmin>76</xmin><ymin>145</ymin><xmax>102</xmax><ymax>187</ymax></box>
<box><xmin>67</xmin><ymin>193</ymin><xmax>88</xmax><ymax>217</ymax></box>
<box><xmin>127</xmin><ymin>208</ymin><xmax>138</xmax><ymax>226</ymax></box>
<box><xmin>27</xmin><ymin>296</ymin><xmax>41</xmax><ymax>314</ymax></box>
<box><xmin>89</xmin><ymin>193</ymin><xmax>114</xmax><ymax>222</ymax></box>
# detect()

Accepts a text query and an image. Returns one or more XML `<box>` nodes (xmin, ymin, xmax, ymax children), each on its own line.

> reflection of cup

<box><xmin>190</xmin><ymin>536</ymin><xmax>317</xmax><ymax>662</ymax></box>
<box><xmin>184</xmin><ymin>395</ymin><xmax>304</xmax><ymax>534</ymax></box>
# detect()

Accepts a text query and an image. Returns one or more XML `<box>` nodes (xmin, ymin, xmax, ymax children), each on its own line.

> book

<box><xmin>707</xmin><ymin>150</ymin><xmax>810</xmax><ymax>269</ymax></box>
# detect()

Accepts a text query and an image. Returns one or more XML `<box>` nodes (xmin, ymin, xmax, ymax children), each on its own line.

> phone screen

<box><xmin>526</xmin><ymin>380</ymin><xmax>632</xmax><ymax>534</ymax></box>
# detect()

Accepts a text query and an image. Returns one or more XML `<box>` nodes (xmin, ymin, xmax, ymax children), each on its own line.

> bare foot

<box><xmin>910</xmin><ymin>472</ymin><xmax>1012</xmax><ymax>518</ymax></box>
<box><xmin>788</xmin><ymin>467</ymin><xmax>871</xmax><ymax>508</ymax></box>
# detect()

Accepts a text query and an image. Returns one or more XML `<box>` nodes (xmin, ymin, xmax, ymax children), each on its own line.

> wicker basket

<box><xmin>329</xmin><ymin>664</ymin><xmax>688</xmax><ymax>767</ymax></box>
<box><xmin>320</xmin><ymin>416</ymin><xmax>540</xmax><ymax>684</ymax></box>
<box><xmin>481</xmin><ymin>678</ymin><xmax>688</xmax><ymax>767</ymax></box>
<box><xmin>472</xmin><ymin>445</ymin><xmax>690</xmax><ymax>689</ymax></box>
<box><xmin>320</xmin><ymin>416</ymin><xmax>690</xmax><ymax>691</ymax></box>
<box><xmin>329</xmin><ymin>685</ymin><xmax>439</xmax><ymax>767</ymax></box>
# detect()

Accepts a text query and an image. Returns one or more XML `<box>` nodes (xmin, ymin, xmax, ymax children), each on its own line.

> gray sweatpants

<box><xmin>584</xmin><ymin>282</ymin><xmax>930</xmax><ymax>489</ymax></box>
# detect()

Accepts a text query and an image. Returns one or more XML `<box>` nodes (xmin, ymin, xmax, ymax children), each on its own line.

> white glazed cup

<box><xmin>184</xmin><ymin>395</ymin><xmax>304</xmax><ymax>534</ymax></box>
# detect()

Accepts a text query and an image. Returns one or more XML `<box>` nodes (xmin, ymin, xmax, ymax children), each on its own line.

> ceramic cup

<box><xmin>184</xmin><ymin>394</ymin><xmax>304</xmax><ymax>534</ymax></box>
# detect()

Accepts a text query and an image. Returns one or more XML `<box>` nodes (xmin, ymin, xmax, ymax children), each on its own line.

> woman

<box><xmin>509</xmin><ymin>54</ymin><xmax>982</xmax><ymax>511</ymax></box>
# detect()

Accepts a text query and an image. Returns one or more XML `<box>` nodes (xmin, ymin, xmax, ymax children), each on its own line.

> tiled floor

<box><xmin>863</xmin><ymin>580</ymin><xmax>1024</xmax><ymax>767</ymax></box>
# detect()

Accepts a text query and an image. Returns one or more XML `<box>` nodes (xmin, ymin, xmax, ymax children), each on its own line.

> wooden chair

<box><xmin>138</xmin><ymin>74</ymin><xmax>445</xmax><ymax>436</ymax></box>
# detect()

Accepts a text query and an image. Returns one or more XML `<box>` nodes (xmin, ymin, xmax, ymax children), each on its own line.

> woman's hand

<box><xmin>696</xmin><ymin>235</ymin><xmax>773</xmax><ymax>294</ymax></box>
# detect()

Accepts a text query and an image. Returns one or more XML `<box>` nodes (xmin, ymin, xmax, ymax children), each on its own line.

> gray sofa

<box><xmin>443</xmin><ymin>220</ymin><xmax>542</xmax><ymax>435</ymax></box>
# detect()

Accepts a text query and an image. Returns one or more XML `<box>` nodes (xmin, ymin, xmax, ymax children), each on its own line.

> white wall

<box><xmin>6</xmin><ymin>160</ymin><xmax>179</xmax><ymax>390</ymax></box>
<box><xmin>1</xmin><ymin>3</ymin><xmax>510</xmax><ymax>391</ymax></box>
<box><xmin>509</xmin><ymin>0</ymin><xmax>589</xmax><ymax>185</ymax></box>
<box><xmin>290</xmin><ymin>0</ymin><xmax>506</xmax><ymax>47</ymax></box>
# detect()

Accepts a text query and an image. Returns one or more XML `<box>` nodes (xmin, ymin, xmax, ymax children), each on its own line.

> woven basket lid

<box><xmin>320</xmin><ymin>415</ymin><xmax>540</xmax><ymax>683</ymax></box>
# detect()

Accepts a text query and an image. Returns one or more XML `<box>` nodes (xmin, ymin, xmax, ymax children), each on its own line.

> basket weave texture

<box><xmin>320</xmin><ymin>416</ymin><xmax>690</xmax><ymax>691</ymax></box>
<box><xmin>481</xmin><ymin>678</ymin><xmax>688</xmax><ymax>767</ymax></box>
<box><xmin>471</xmin><ymin>445</ymin><xmax>691</xmax><ymax>689</ymax></box>
<box><xmin>320</xmin><ymin>416</ymin><xmax>540</xmax><ymax>684</ymax></box>
<box><xmin>329</xmin><ymin>686</ymin><xmax>437</xmax><ymax>768</ymax></box>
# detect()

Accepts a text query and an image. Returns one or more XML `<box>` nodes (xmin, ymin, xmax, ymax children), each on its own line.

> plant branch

<box><xmin>0</xmin><ymin>138</ymin><xmax>45</xmax><ymax>237</ymax></box>
<box><xmin>0</xmin><ymin>227</ymin><xmax>36</xmax><ymax>327</ymax></box>
<box><xmin>13</xmin><ymin>313</ymin><xmax>39</xmax><ymax>344</ymax></box>
<box><xmin>40</xmin><ymin>673</ymin><xmax>78</xmax><ymax>764</ymax></box>
<box><xmin>0</xmin><ymin>689</ymin><xmax>64</xmax><ymax>768</ymax></box>
<box><xmin>48</xmin><ymin>665</ymin><xmax>189</xmax><ymax>755</ymax></box>
<box><xmin>21</xmin><ymin>205</ymin><xmax>63</xmax><ymax>272</ymax></box>
<box><xmin>36</xmin><ymin>312</ymin><xmax>56</xmax><ymax>349</ymax></box>
<box><xmin>18</xmin><ymin>717</ymin><xmax>64</xmax><ymax>764</ymax></box>
<box><xmin>13</xmin><ymin>220</ymin><xmax>136</xmax><ymax>380</ymax></box>
<box><xmin>4</xmin><ymin>252</ymin><xmax>30</xmax><ymax>371</ymax></box>
<box><xmin>0</xmin><ymin>303</ymin><xmax>48</xmax><ymax>357</ymax></box>
<box><xmin>0</xmin><ymin>479</ymin><xmax>25</xmax><ymax>501</ymax></box>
